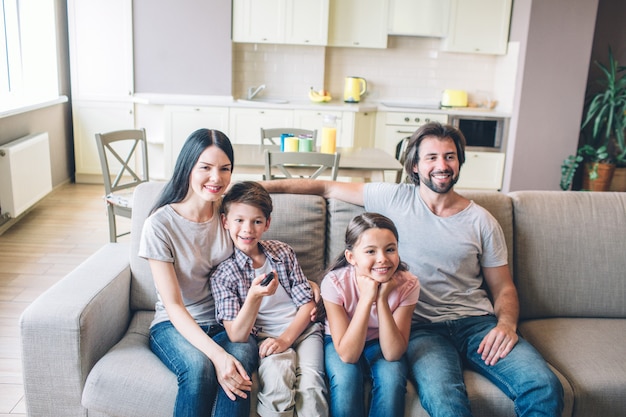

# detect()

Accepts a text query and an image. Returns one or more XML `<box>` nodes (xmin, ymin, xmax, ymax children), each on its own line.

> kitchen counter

<box><xmin>132</xmin><ymin>93</ymin><xmax>510</xmax><ymax>118</ymax></box>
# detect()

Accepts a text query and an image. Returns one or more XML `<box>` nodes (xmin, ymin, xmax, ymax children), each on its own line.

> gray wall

<box><xmin>132</xmin><ymin>0</ymin><xmax>232</xmax><ymax>95</ymax></box>
<box><xmin>503</xmin><ymin>0</ymin><xmax>599</xmax><ymax>192</ymax></box>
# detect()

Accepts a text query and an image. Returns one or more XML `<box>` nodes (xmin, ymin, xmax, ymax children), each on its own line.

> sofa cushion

<box><xmin>520</xmin><ymin>318</ymin><xmax>626</xmax><ymax>417</ymax></box>
<box><xmin>82</xmin><ymin>311</ymin><xmax>176</xmax><ymax>417</ymax></box>
<box><xmin>510</xmin><ymin>191</ymin><xmax>626</xmax><ymax>319</ymax></box>
<box><xmin>130</xmin><ymin>182</ymin><xmax>165</xmax><ymax>311</ymax></box>
<box><xmin>263</xmin><ymin>193</ymin><xmax>328</xmax><ymax>283</ymax></box>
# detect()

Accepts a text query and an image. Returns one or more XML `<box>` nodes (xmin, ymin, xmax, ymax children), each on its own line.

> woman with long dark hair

<box><xmin>139</xmin><ymin>128</ymin><xmax>257</xmax><ymax>417</ymax></box>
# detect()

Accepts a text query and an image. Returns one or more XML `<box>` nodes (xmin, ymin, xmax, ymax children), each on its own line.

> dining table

<box><xmin>232</xmin><ymin>144</ymin><xmax>403</xmax><ymax>182</ymax></box>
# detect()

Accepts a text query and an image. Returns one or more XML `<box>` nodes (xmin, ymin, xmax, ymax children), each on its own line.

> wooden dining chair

<box><xmin>95</xmin><ymin>128</ymin><xmax>149</xmax><ymax>242</ymax></box>
<box><xmin>264</xmin><ymin>149</ymin><xmax>340</xmax><ymax>181</ymax></box>
<box><xmin>260</xmin><ymin>128</ymin><xmax>318</xmax><ymax>148</ymax></box>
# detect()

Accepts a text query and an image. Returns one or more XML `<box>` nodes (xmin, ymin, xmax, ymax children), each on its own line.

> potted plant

<box><xmin>577</xmin><ymin>47</ymin><xmax>626</xmax><ymax>191</ymax></box>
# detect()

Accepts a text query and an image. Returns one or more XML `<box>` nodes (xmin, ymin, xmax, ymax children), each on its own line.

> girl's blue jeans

<box><xmin>323</xmin><ymin>335</ymin><xmax>407</xmax><ymax>417</ymax></box>
<box><xmin>150</xmin><ymin>321</ymin><xmax>258</xmax><ymax>417</ymax></box>
<box><xmin>407</xmin><ymin>315</ymin><xmax>564</xmax><ymax>417</ymax></box>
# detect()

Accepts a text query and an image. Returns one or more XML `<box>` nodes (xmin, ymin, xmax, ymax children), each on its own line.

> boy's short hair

<box><xmin>221</xmin><ymin>181</ymin><xmax>273</xmax><ymax>219</ymax></box>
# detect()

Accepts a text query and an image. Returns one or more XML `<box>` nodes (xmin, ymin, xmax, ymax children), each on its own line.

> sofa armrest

<box><xmin>20</xmin><ymin>243</ymin><xmax>133</xmax><ymax>417</ymax></box>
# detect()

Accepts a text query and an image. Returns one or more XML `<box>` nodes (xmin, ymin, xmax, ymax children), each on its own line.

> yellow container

<box><xmin>321</xmin><ymin>127</ymin><xmax>336</xmax><ymax>154</ymax></box>
<box><xmin>284</xmin><ymin>136</ymin><xmax>299</xmax><ymax>152</ymax></box>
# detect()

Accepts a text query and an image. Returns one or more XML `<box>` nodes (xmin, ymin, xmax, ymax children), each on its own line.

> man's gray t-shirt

<box><xmin>138</xmin><ymin>204</ymin><xmax>233</xmax><ymax>328</ymax></box>
<box><xmin>364</xmin><ymin>182</ymin><xmax>508</xmax><ymax>323</ymax></box>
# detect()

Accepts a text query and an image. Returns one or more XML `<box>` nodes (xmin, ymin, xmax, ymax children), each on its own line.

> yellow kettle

<box><xmin>344</xmin><ymin>76</ymin><xmax>367</xmax><ymax>103</ymax></box>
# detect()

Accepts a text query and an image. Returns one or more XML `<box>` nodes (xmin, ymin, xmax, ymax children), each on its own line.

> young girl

<box><xmin>321</xmin><ymin>212</ymin><xmax>420</xmax><ymax>417</ymax></box>
<box><xmin>138</xmin><ymin>128</ymin><xmax>257</xmax><ymax>417</ymax></box>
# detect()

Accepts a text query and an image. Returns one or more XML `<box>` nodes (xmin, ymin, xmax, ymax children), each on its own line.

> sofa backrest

<box><xmin>326</xmin><ymin>190</ymin><xmax>515</xmax><ymax>281</ymax></box>
<box><xmin>510</xmin><ymin>191</ymin><xmax>626</xmax><ymax>320</ymax></box>
<box><xmin>129</xmin><ymin>182</ymin><xmax>330</xmax><ymax>311</ymax></box>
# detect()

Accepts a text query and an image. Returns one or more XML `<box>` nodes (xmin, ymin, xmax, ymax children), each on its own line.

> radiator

<box><xmin>0</xmin><ymin>132</ymin><xmax>53</xmax><ymax>220</ymax></box>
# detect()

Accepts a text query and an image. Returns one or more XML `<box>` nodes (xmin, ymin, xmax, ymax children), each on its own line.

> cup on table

<box><xmin>284</xmin><ymin>136</ymin><xmax>299</xmax><ymax>152</ymax></box>
<box><xmin>298</xmin><ymin>135</ymin><xmax>313</xmax><ymax>152</ymax></box>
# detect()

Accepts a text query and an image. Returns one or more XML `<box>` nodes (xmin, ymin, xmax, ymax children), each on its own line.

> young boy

<box><xmin>211</xmin><ymin>181</ymin><xmax>328</xmax><ymax>417</ymax></box>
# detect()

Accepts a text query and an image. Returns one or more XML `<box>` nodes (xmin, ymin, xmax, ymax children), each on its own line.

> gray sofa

<box><xmin>20</xmin><ymin>181</ymin><xmax>626</xmax><ymax>417</ymax></box>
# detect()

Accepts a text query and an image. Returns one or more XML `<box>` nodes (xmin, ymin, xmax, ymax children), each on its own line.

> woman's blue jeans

<box><xmin>407</xmin><ymin>315</ymin><xmax>564</xmax><ymax>417</ymax></box>
<box><xmin>324</xmin><ymin>335</ymin><xmax>407</xmax><ymax>417</ymax></box>
<box><xmin>150</xmin><ymin>321</ymin><xmax>258</xmax><ymax>417</ymax></box>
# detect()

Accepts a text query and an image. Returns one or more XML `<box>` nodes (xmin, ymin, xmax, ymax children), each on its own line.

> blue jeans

<box><xmin>407</xmin><ymin>315</ymin><xmax>563</xmax><ymax>417</ymax></box>
<box><xmin>150</xmin><ymin>321</ymin><xmax>258</xmax><ymax>417</ymax></box>
<box><xmin>324</xmin><ymin>335</ymin><xmax>407</xmax><ymax>417</ymax></box>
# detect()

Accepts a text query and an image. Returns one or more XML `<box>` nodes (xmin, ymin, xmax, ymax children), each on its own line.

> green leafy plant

<box><xmin>580</xmin><ymin>47</ymin><xmax>626</xmax><ymax>163</ymax></box>
<box><xmin>560</xmin><ymin>154</ymin><xmax>583</xmax><ymax>190</ymax></box>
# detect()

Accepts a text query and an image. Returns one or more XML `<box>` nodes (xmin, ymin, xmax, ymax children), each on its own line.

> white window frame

<box><xmin>1</xmin><ymin>0</ymin><xmax>60</xmax><ymax>114</ymax></box>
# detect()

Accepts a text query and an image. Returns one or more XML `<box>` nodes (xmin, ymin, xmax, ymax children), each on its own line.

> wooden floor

<box><xmin>0</xmin><ymin>183</ymin><xmax>130</xmax><ymax>416</ymax></box>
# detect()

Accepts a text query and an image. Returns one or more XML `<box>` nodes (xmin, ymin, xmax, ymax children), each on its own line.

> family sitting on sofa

<box><xmin>138</xmin><ymin>124</ymin><xmax>563</xmax><ymax>417</ymax></box>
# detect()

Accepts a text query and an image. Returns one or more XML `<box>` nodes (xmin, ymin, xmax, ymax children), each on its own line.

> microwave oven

<box><xmin>448</xmin><ymin>115</ymin><xmax>505</xmax><ymax>150</ymax></box>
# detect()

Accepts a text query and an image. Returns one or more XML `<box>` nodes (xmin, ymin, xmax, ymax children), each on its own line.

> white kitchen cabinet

<box><xmin>388</xmin><ymin>0</ymin><xmax>449</xmax><ymax>37</ymax></box>
<box><xmin>72</xmin><ymin>101</ymin><xmax>135</xmax><ymax>183</ymax></box>
<box><xmin>441</xmin><ymin>0</ymin><xmax>512</xmax><ymax>55</ymax></box>
<box><xmin>229</xmin><ymin>108</ymin><xmax>294</xmax><ymax>145</ymax></box>
<box><xmin>328</xmin><ymin>0</ymin><xmax>389</xmax><ymax>48</ymax></box>
<box><xmin>285</xmin><ymin>0</ymin><xmax>329</xmax><ymax>45</ymax></box>
<box><xmin>456</xmin><ymin>151</ymin><xmax>505</xmax><ymax>190</ymax></box>
<box><xmin>232</xmin><ymin>0</ymin><xmax>329</xmax><ymax>46</ymax></box>
<box><xmin>164</xmin><ymin>106</ymin><xmax>230</xmax><ymax>176</ymax></box>
<box><xmin>67</xmin><ymin>0</ymin><xmax>133</xmax><ymax>101</ymax></box>
<box><xmin>67</xmin><ymin>0</ymin><xmax>135</xmax><ymax>183</ymax></box>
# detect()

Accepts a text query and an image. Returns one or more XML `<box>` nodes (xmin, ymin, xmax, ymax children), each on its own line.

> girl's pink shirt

<box><xmin>320</xmin><ymin>265</ymin><xmax>420</xmax><ymax>341</ymax></box>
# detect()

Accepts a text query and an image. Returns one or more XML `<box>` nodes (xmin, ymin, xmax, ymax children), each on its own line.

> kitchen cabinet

<box><xmin>328</xmin><ymin>0</ymin><xmax>389</xmax><ymax>49</ymax></box>
<box><xmin>68</xmin><ymin>0</ymin><xmax>134</xmax><ymax>183</ymax></box>
<box><xmin>456</xmin><ymin>151</ymin><xmax>505</xmax><ymax>190</ymax></box>
<box><xmin>388</xmin><ymin>0</ymin><xmax>449</xmax><ymax>37</ymax></box>
<box><xmin>441</xmin><ymin>0</ymin><xmax>512</xmax><ymax>55</ymax></box>
<box><xmin>164</xmin><ymin>106</ymin><xmax>230</xmax><ymax>176</ymax></box>
<box><xmin>232</xmin><ymin>0</ymin><xmax>329</xmax><ymax>46</ymax></box>
<box><xmin>229</xmin><ymin>108</ymin><xmax>294</xmax><ymax>145</ymax></box>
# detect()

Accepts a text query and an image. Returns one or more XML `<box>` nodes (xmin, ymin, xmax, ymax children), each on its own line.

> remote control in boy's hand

<box><xmin>260</xmin><ymin>272</ymin><xmax>275</xmax><ymax>286</ymax></box>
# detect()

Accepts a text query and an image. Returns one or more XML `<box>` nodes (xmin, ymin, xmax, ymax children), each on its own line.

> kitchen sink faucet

<box><xmin>247</xmin><ymin>84</ymin><xmax>266</xmax><ymax>100</ymax></box>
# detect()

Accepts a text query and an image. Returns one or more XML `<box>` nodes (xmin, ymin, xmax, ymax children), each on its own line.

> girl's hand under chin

<box><xmin>356</xmin><ymin>274</ymin><xmax>380</xmax><ymax>303</ymax></box>
<box><xmin>378</xmin><ymin>275</ymin><xmax>398</xmax><ymax>301</ymax></box>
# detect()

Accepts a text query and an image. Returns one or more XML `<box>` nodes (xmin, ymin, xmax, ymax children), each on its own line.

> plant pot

<box><xmin>609</xmin><ymin>167</ymin><xmax>626</xmax><ymax>191</ymax></box>
<box><xmin>582</xmin><ymin>162</ymin><xmax>615</xmax><ymax>191</ymax></box>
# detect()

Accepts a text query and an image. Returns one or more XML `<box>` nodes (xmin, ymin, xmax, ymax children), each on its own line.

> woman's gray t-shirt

<box><xmin>364</xmin><ymin>182</ymin><xmax>508</xmax><ymax>323</ymax></box>
<box><xmin>138</xmin><ymin>203</ymin><xmax>233</xmax><ymax>328</ymax></box>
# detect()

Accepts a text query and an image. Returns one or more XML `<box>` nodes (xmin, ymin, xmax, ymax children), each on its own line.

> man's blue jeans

<box><xmin>407</xmin><ymin>315</ymin><xmax>563</xmax><ymax>417</ymax></box>
<box><xmin>324</xmin><ymin>335</ymin><xmax>407</xmax><ymax>417</ymax></box>
<box><xmin>150</xmin><ymin>321</ymin><xmax>258</xmax><ymax>417</ymax></box>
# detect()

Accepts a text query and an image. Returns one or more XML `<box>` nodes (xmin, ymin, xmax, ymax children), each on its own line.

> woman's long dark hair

<box><xmin>151</xmin><ymin>128</ymin><xmax>234</xmax><ymax>213</ymax></box>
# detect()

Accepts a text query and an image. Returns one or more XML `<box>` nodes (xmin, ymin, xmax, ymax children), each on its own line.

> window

<box><xmin>1</xmin><ymin>0</ymin><xmax>59</xmax><ymax>110</ymax></box>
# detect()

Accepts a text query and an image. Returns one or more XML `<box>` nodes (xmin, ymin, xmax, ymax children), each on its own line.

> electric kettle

<box><xmin>343</xmin><ymin>76</ymin><xmax>367</xmax><ymax>103</ymax></box>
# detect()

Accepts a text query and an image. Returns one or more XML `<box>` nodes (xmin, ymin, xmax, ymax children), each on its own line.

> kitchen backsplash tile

<box><xmin>233</xmin><ymin>36</ymin><xmax>517</xmax><ymax>108</ymax></box>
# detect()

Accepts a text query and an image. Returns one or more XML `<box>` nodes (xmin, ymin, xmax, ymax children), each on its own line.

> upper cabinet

<box><xmin>441</xmin><ymin>0</ymin><xmax>512</xmax><ymax>55</ymax></box>
<box><xmin>388</xmin><ymin>0</ymin><xmax>449</xmax><ymax>38</ymax></box>
<box><xmin>232</xmin><ymin>0</ymin><xmax>329</xmax><ymax>46</ymax></box>
<box><xmin>328</xmin><ymin>0</ymin><xmax>389</xmax><ymax>49</ymax></box>
<box><xmin>67</xmin><ymin>0</ymin><xmax>133</xmax><ymax>101</ymax></box>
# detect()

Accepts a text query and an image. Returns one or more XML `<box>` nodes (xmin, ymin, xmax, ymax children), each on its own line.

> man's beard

<box><xmin>419</xmin><ymin>170</ymin><xmax>459</xmax><ymax>194</ymax></box>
